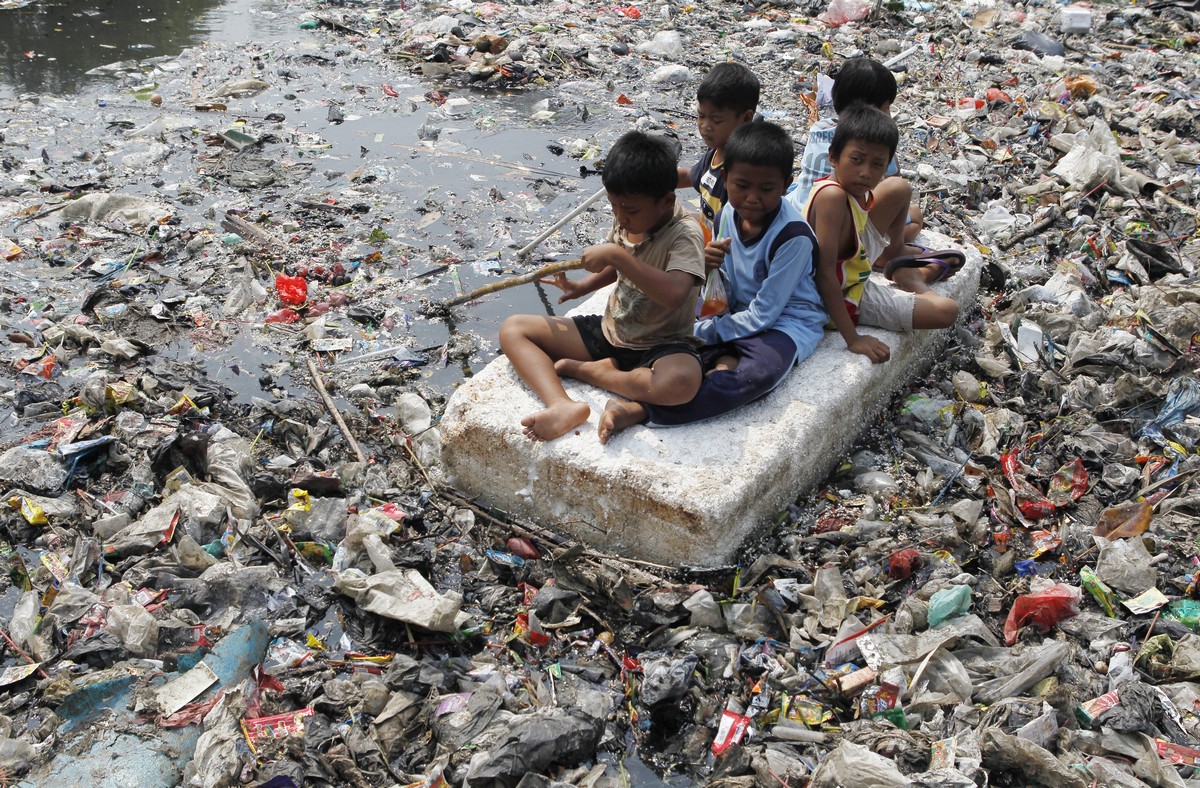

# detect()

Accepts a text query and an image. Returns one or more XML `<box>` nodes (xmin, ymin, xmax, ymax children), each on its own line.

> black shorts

<box><xmin>572</xmin><ymin>314</ymin><xmax>700</xmax><ymax>372</ymax></box>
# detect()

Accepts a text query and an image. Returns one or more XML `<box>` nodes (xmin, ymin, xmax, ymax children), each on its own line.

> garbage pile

<box><xmin>2</xmin><ymin>0</ymin><xmax>1200</xmax><ymax>784</ymax></box>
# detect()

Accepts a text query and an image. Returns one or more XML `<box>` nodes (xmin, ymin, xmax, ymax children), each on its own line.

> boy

<box><xmin>677</xmin><ymin>62</ymin><xmax>761</xmax><ymax>238</ymax></box>
<box><xmin>795</xmin><ymin>58</ymin><xmax>925</xmax><ymax>249</ymax></box>
<box><xmin>567</xmin><ymin>122</ymin><xmax>825</xmax><ymax>442</ymax></box>
<box><xmin>499</xmin><ymin>131</ymin><xmax>706</xmax><ymax>442</ymax></box>
<box><xmin>800</xmin><ymin>105</ymin><xmax>961</xmax><ymax>365</ymax></box>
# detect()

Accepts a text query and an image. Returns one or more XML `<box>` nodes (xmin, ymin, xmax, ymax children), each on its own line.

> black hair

<box><xmin>723</xmin><ymin>121</ymin><xmax>795</xmax><ymax>181</ymax></box>
<box><xmin>602</xmin><ymin>130</ymin><xmax>679</xmax><ymax>198</ymax></box>
<box><xmin>830</xmin><ymin>103</ymin><xmax>899</xmax><ymax>160</ymax></box>
<box><xmin>697</xmin><ymin>62</ymin><xmax>761</xmax><ymax>114</ymax></box>
<box><xmin>831</xmin><ymin>57</ymin><xmax>898</xmax><ymax>113</ymax></box>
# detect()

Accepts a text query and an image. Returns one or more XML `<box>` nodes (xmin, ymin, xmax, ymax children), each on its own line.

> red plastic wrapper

<box><xmin>888</xmin><ymin>548</ymin><xmax>922</xmax><ymax>580</ymax></box>
<box><xmin>999</xmin><ymin>453</ymin><xmax>1086</xmax><ymax>520</ymax></box>
<box><xmin>1003</xmin><ymin>583</ymin><xmax>1080</xmax><ymax>645</ymax></box>
<box><xmin>1156</xmin><ymin>739</ymin><xmax>1200</xmax><ymax>766</ymax></box>
<box><xmin>712</xmin><ymin>709</ymin><xmax>751</xmax><ymax>756</ymax></box>
<box><xmin>1000</xmin><ymin>452</ymin><xmax>1054</xmax><ymax>519</ymax></box>
<box><xmin>1047</xmin><ymin>458</ymin><xmax>1088</xmax><ymax>506</ymax></box>
<box><xmin>275</xmin><ymin>273</ymin><xmax>308</xmax><ymax>305</ymax></box>
<box><xmin>241</xmin><ymin>708</ymin><xmax>314</xmax><ymax>753</ymax></box>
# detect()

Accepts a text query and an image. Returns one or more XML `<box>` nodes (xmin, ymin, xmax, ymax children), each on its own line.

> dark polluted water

<box><xmin>0</xmin><ymin>0</ymin><xmax>617</xmax><ymax>412</ymax></box>
<box><xmin>0</xmin><ymin>0</ymin><xmax>290</xmax><ymax>99</ymax></box>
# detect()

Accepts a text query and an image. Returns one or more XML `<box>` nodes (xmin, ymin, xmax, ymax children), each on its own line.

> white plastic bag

<box><xmin>818</xmin><ymin>0</ymin><xmax>870</xmax><ymax>27</ymax></box>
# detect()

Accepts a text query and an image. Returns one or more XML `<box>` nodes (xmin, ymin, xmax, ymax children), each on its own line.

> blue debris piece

<box><xmin>23</xmin><ymin>620</ymin><xmax>269</xmax><ymax>788</ymax></box>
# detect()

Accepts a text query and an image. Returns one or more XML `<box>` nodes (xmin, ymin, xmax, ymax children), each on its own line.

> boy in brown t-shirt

<box><xmin>499</xmin><ymin>131</ymin><xmax>706</xmax><ymax>442</ymax></box>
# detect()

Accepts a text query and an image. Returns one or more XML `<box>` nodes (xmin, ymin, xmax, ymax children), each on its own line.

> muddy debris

<box><xmin>2</xmin><ymin>0</ymin><xmax>1200</xmax><ymax>785</ymax></box>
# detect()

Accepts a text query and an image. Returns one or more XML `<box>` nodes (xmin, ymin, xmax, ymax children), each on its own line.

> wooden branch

<box><xmin>220</xmin><ymin>212</ymin><xmax>283</xmax><ymax>251</ymax></box>
<box><xmin>306</xmin><ymin>356</ymin><xmax>367</xmax><ymax>463</ymax></box>
<box><xmin>998</xmin><ymin>207</ymin><xmax>1061</xmax><ymax>251</ymax></box>
<box><xmin>443</xmin><ymin>258</ymin><xmax>584</xmax><ymax>307</ymax></box>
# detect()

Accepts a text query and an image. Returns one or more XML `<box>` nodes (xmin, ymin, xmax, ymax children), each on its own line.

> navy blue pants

<box><xmin>644</xmin><ymin>329</ymin><xmax>798</xmax><ymax>426</ymax></box>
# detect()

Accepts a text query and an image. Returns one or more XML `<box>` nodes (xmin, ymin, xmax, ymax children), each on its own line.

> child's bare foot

<box><xmin>520</xmin><ymin>400</ymin><xmax>590</xmax><ymax>441</ymax></box>
<box><xmin>555</xmin><ymin>357</ymin><xmax>618</xmax><ymax>384</ymax></box>
<box><xmin>598</xmin><ymin>398</ymin><xmax>646</xmax><ymax>444</ymax></box>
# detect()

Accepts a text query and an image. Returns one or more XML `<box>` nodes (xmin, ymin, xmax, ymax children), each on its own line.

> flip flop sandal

<box><xmin>883</xmin><ymin>248</ymin><xmax>966</xmax><ymax>282</ymax></box>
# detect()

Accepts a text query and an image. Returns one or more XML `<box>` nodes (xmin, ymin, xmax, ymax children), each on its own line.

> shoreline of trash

<box><xmin>1</xmin><ymin>0</ymin><xmax>1200</xmax><ymax>785</ymax></box>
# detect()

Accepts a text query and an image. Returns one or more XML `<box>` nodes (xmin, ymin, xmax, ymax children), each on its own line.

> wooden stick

<box><xmin>220</xmin><ymin>212</ymin><xmax>283</xmax><ymax>250</ymax></box>
<box><xmin>306</xmin><ymin>357</ymin><xmax>368</xmax><ymax>463</ymax></box>
<box><xmin>515</xmin><ymin>187</ymin><xmax>608</xmax><ymax>259</ymax></box>
<box><xmin>998</xmin><ymin>207</ymin><xmax>1061</xmax><ymax>251</ymax></box>
<box><xmin>443</xmin><ymin>258</ymin><xmax>585</xmax><ymax>307</ymax></box>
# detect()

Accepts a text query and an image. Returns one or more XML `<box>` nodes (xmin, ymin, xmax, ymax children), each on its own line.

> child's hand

<box><xmin>704</xmin><ymin>238</ymin><xmax>732</xmax><ymax>272</ymax></box>
<box><xmin>539</xmin><ymin>272</ymin><xmax>584</xmax><ymax>303</ymax></box>
<box><xmin>847</xmin><ymin>334</ymin><xmax>890</xmax><ymax>364</ymax></box>
<box><xmin>581</xmin><ymin>243</ymin><xmax>621</xmax><ymax>273</ymax></box>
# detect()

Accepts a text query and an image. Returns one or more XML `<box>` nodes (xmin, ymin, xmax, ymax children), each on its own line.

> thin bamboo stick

<box><xmin>443</xmin><ymin>258</ymin><xmax>584</xmax><ymax>307</ymax></box>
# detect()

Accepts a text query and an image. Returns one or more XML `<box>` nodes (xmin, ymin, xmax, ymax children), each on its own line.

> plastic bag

<box><xmin>1003</xmin><ymin>583</ymin><xmax>1080</xmax><ymax>645</ymax></box>
<box><xmin>817</xmin><ymin>0</ymin><xmax>870</xmax><ymax>27</ymax></box>
<box><xmin>275</xmin><ymin>273</ymin><xmax>308</xmax><ymax>306</ymax></box>
<box><xmin>909</xmin><ymin>648</ymin><xmax>973</xmax><ymax>707</ymax></box>
<box><xmin>1095</xmin><ymin>536</ymin><xmax>1157</xmax><ymax>595</ymax></box>
<box><xmin>959</xmin><ymin>640</ymin><xmax>1071</xmax><ymax>704</ymax></box>
<box><xmin>699</xmin><ymin>270</ymin><xmax>728</xmax><ymax>317</ymax></box>
<box><xmin>108</xmin><ymin>604</ymin><xmax>160</xmax><ymax>657</ymax></box>
<box><xmin>928</xmin><ymin>585</ymin><xmax>972</xmax><ymax>628</ymax></box>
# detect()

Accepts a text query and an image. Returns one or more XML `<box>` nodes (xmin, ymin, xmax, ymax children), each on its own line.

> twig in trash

<box><xmin>1148</xmin><ymin>607</ymin><xmax>1162</xmax><ymax>638</ymax></box>
<box><xmin>305</xmin><ymin>356</ymin><xmax>368</xmax><ymax>463</ymax></box>
<box><xmin>930</xmin><ymin>451</ymin><xmax>974</xmax><ymax>506</ymax></box>
<box><xmin>578</xmin><ymin>603</ymin><xmax>615</xmax><ymax>635</ymax></box>
<box><xmin>441</xmin><ymin>258</ymin><xmax>585</xmax><ymax>308</ymax></box>
<box><xmin>997</xmin><ymin>207</ymin><xmax>1061</xmax><ymax>251</ymax></box>
<box><xmin>12</xmin><ymin>202</ymin><xmax>69</xmax><ymax>228</ymax></box>
<box><xmin>220</xmin><ymin>212</ymin><xmax>284</xmax><ymax>251</ymax></box>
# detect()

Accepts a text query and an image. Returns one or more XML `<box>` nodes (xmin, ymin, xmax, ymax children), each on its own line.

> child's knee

<box><xmin>499</xmin><ymin>314</ymin><xmax>532</xmax><ymax>349</ymax></box>
<box><xmin>652</xmin><ymin>361</ymin><xmax>702</xmax><ymax>404</ymax></box>
<box><xmin>879</xmin><ymin>176</ymin><xmax>912</xmax><ymax>202</ymax></box>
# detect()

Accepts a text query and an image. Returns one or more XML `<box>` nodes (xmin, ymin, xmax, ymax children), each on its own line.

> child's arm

<box><xmin>694</xmin><ymin>233</ymin><xmax>814</xmax><ymax>345</ymax></box>
<box><xmin>582</xmin><ymin>242</ymin><xmax>697</xmax><ymax>310</ymax></box>
<box><xmin>810</xmin><ymin>189</ymin><xmax>890</xmax><ymax>363</ymax></box>
<box><xmin>677</xmin><ymin>167</ymin><xmax>694</xmax><ymax>190</ymax></box>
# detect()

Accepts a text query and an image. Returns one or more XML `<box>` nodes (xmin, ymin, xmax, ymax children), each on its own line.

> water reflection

<box><xmin>0</xmin><ymin>0</ymin><xmax>244</xmax><ymax>97</ymax></box>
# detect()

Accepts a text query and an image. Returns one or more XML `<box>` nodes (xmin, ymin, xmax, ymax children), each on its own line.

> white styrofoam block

<box><xmin>440</xmin><ymin>233</ymin><xmax>982</xmax><ymax>566</ymax></box>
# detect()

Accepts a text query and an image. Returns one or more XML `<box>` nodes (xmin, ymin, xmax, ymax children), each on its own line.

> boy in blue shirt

<box><xmin>676</xmin><ymin>62</ymin><xmax>761</xmax><ymax>239</ymax></box>
<box><xmin>571</xmin><ymin>122</ymin><xmax>825</xmax><ymax>441</ymax></box>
